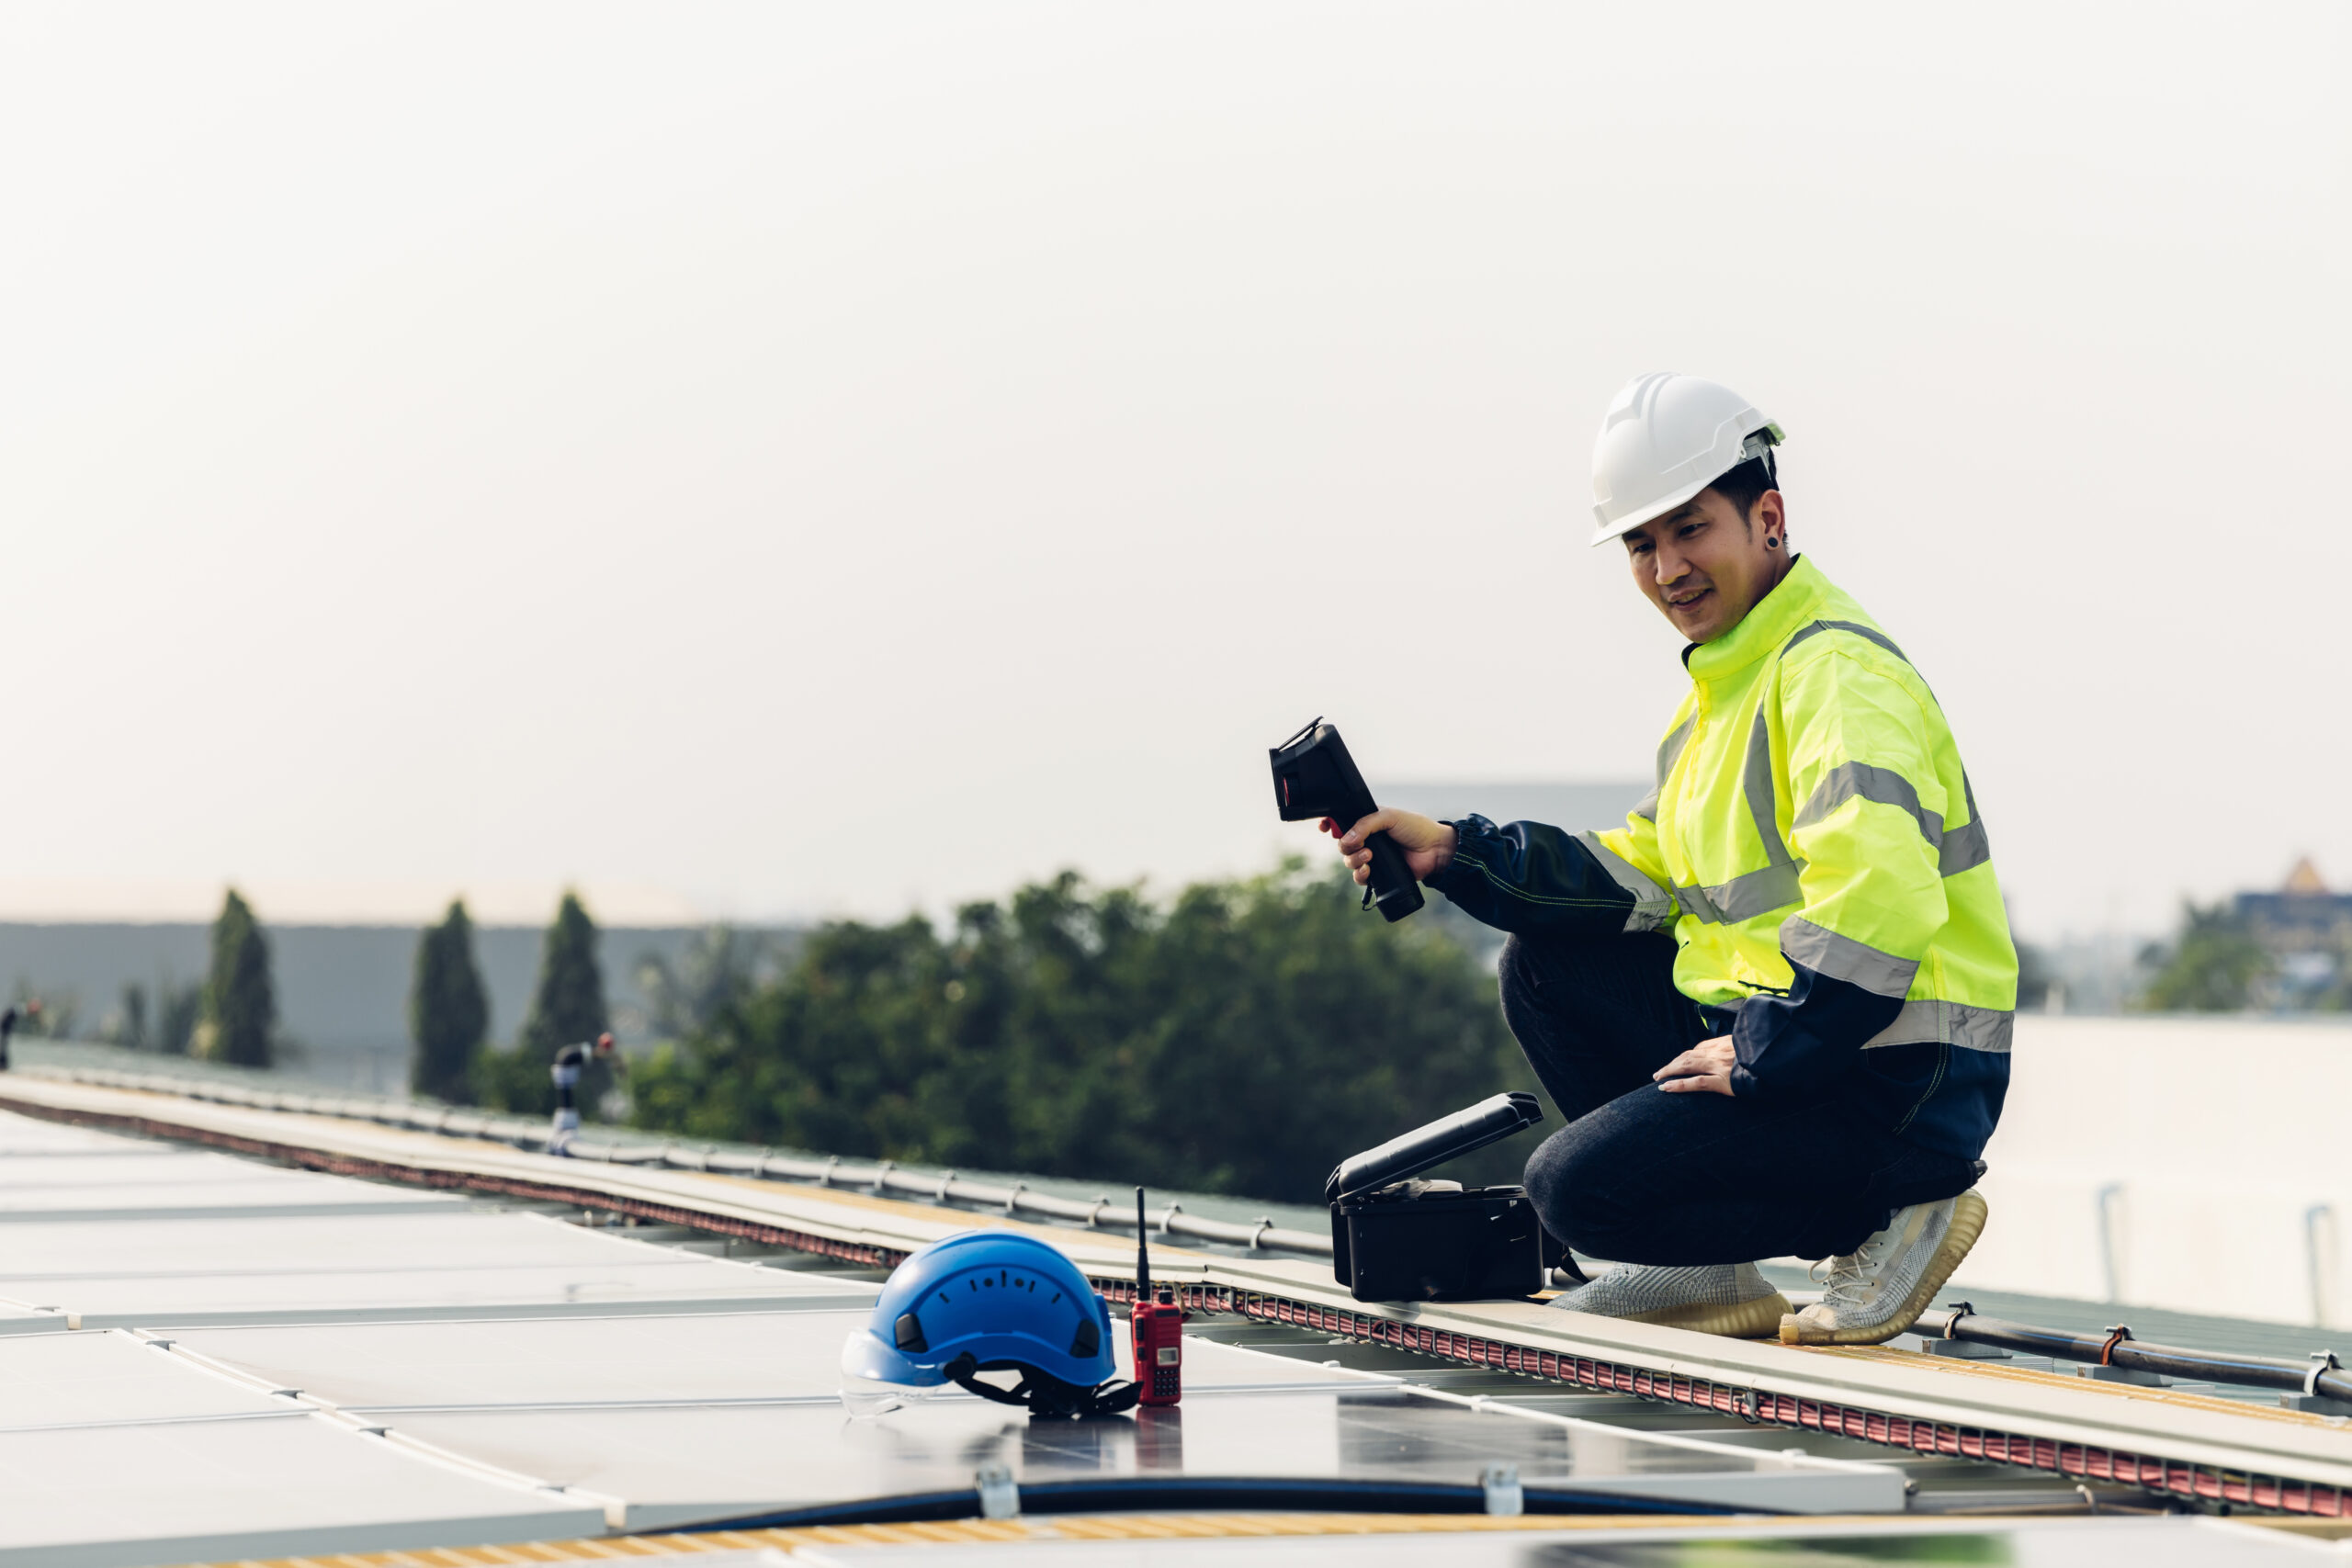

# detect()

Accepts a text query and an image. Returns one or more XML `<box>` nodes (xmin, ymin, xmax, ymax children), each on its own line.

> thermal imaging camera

<box><xmin>1269</xmin><ymin>717</ymin><xmax>1424</xmax><ymax>922</ymax></box>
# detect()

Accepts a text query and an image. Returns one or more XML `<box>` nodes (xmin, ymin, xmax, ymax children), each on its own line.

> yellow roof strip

<box><xmin>181</xmin><ymin>1513</ymin><xmax>1864</xmax><ymax>1565</ymax></box>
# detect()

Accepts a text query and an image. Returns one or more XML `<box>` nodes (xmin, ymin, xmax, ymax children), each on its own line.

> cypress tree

<box><xmin>118</xmin><ymin>983</ymin><xmax>148</xmax><ymax>1050</ymax></box>
<box><xmin>518</xmin><ymin>891</ymin><xmax>614</xmax><ymax>1115</ymax></box>
<box><xmin>524</xmin><ymin>891</ymin><xmax>608</xmax><ymax>1051</ymax></box>
<box><xmin>156</xmin><ymin>976</ymin><xmax>202</xmax><ymax>1055</ymax></box>
<box><xmin>410</xmin><ymin>899</ymin><xmax>489</xmax><ymax>1103</ymax></box>
<box><xmin>199</xmin><ymin>888</ymin><xmax>276</xmax><ymax>1067</ymax></box>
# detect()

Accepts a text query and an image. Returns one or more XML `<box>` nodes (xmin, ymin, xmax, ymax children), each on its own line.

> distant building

<box><xmin>2236</xmin><ymin>857</ymin><xmax>2352</xmax><ymax>935</ymax></box>
<box><xmin>0</xmin><ymin>923</ymin><xmax>793</xmax><ymax>1092</ymax></box>
<box><xmin>2235</xmin><ymin>858</ymin><xmax>2352</xmax><ymax>1000</ymax></box>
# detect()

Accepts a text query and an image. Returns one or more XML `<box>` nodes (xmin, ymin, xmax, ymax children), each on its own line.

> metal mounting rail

<box><xmin>7</xmin><ymin>1071</ymin><xmax>2352</xmax><ymax>1519</ymax></box>
<box><xmin>17</xmin><ymin>1065</ymin><xmax>1330</xmax><ymax>1257</ymax></box>
<box><xmin>1915</xmin><ymin>1306</ymin><xmax>2352</xmax><ymax>1408</ymax></box>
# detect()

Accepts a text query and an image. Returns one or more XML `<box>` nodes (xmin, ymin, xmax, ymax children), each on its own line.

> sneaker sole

<box><xmin>1629</xmin><ymin>1291</ymin><xmax>1793</xmax><ymax>1340</ymax></box>
<box><xmin>1777</xmin><ymin>1190</ymin><xmax>1989</xmax><ymax>1348</ymax></box>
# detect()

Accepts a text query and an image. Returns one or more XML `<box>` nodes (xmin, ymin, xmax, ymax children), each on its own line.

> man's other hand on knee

<box><xmin>1656</xmin><ymin>1037</ymin><xmax>1736</xmax><ymax>1096</ymax></box>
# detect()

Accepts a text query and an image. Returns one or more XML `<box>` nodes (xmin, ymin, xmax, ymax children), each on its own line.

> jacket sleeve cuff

<box><xmin>1423</xmin><ymin>815</ymin><xmax>1640</xmax><ymax>936</ymax></box>
<box><xmin>1731</xmin><ymin>961</ymin><xmax>1906</xmax><ymax>1097</ymax></box>
<box><xmin>1421</xmin><ymin>819</ymin><xmax>1488</xmax><ymax>898</ymax></box>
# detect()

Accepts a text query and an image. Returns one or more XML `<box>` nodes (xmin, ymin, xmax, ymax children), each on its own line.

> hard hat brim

<box><xmin>842</xmin><ymin>1327</ymin><xmax>947</xmax><ymax>1387</ymax></box>
<box><xmin>1588</xmin><ymin>473</ymin><xmax>1719</xmax><ymax>549</ymax></box>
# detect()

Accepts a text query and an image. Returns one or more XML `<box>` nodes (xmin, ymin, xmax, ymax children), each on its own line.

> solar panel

<box><xmin>0</xmin><ymin>1328</ymin><xmax>605</xmax><ymax>1566</ymax></box>
<box><xmin>0</xmin><ymin>1305</ymin><xmax>65</xmax><ymax>1337</ymax></box>
<box><xmin>0</xmin><ymin>1114</ymin><xmax>154</xmax><ymax>1156</ymax></box>
<box><xmin>0</xmin><ymin>1211</ymin><xmax>876</xmax><ymax>1327</ymax></box>
<box><xmin>0</xmin><ymin>1149</ymin><xmax>467</xmax><ymax>1221</ymax></box>
<box><xmin>1</xmin><ymin>1105</ymin><xmax>2271</xmax><ymax>1562</ymax></box>
<box><xmin>161</xmin><ymin>1311</ymin><xmax>1902</xmax><ymax>1529</ymax></box>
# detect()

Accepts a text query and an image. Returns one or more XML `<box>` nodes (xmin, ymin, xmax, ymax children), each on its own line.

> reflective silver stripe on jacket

<box><xmin>1577</xmin><ymin>831</ymin><xmax>1675</xmax><ymax>934</ymax></box>
<box><xmin>1745</xmin><ymin>710</ymin><xmax>1799</xmax><ymax>873</ymax></box>
<box><xmin>1668</xmin><ymin>619</ymin><xmax>1992</xmax><ymax>930</ymax></box>
<box><xmin>1663</xmin><ymin>712</ymin><xmax>1810</xmax><ymax>926</ymax></box>
<box><xmin>1779</xmin><ymin>916</ymin><xmax>1918</xmax><ymax>999</ymax></box>
<box><xmin>1860</xmin><ymin>998</ymin><xmax>2014</xmax><ymax>1055</ymax></box>
<box><xmin>1635</xmin><ymin>715</ymin><xmax>1696</xmax><ymax>824</ymax></box>
<box><xmin>1792</xmin><ymin>759</ymin><xmax>1991</xmax><ymax>880</ymax></box>
<box><xmin>1939</xmin><ymin>773</ymin><xmax>1991</xmax><ymax>875</ymax></box>
<box><xmin>1673</xmin><ymin>862</ymin><xmax>1805</xmax><ymax>925</ymax></box>
<box><xmin>1795</xmin><ymin>760</ymin><xmax>1939</xmax><ymax>841</ymax></box>
<box><xmin>1783</xmin><ymin>618</ymin><xmax>1908</xmax><ymax>664</ymax></box>
<box><xmin>1780</xmin><ymin>621</ymin><xmax>1993</xmax><ymax>877</ymax></box>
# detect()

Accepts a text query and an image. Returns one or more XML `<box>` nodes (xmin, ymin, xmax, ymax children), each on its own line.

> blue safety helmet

<box><xmin>842</xmin><ymin>1229</ymin><xmax>1136</xmax><ymax>1418</ymax></box>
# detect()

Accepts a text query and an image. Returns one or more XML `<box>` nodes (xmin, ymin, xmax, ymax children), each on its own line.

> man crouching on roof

<box><xmin>1325</xmin><ymin>374</ymin><xmax>2012</xmax><ymax>1344</ymax></box>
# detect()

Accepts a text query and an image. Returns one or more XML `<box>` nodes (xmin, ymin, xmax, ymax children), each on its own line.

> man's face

<box><xmin>1621</xmin><ymin>487</ymin><xmax>1788</xmax><ymax>643</ymax></box>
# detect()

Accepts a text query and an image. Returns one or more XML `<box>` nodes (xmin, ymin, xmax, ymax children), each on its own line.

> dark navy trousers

<box><xmin>1502</xmin><ymin>931</ymin><xmax>1980</xmax><ymax>1266</ymax></box>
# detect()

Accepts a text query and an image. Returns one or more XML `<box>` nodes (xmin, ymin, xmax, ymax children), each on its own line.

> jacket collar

<box><xmin>1683</xmin><ymin>554</ymin><xmax>1828</xmax><ymax>682</ymax></box>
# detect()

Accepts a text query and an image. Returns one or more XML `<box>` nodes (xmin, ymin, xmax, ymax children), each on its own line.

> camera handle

<box><xmin>1361</xmin><ymin>830</ymin><xmax>1427</xmax><ymax>922</ymax></box>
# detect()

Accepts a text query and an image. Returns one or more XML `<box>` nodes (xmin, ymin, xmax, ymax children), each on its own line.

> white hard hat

<box><xmin>1589</xmin><ymin>372</ymin><xmax>1783</xmax><ymax>548</ymax></box>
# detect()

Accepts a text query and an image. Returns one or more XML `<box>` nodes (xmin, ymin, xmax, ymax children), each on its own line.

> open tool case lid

<box><xmin>1324</xmin><ymin>1092</ymin><xmax>1544</xmax><ymax>1204</ymax></box>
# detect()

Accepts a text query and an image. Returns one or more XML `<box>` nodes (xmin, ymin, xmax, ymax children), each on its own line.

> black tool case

<box><xmin>1326</xmin><ymin>1092</ymin><xmax>1547</xmax><ymax>1303</ymax></box>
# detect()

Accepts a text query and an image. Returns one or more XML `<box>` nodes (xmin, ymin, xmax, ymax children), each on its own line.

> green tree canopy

<box><xmin>411</xmin><ymin>899</ymin><xmax>490</xmax><ymax>1102</ymax></box>
<box><xmin>629</xmin><ymin>861</ymin><xmax>1542</xmax><ymax>1203</ymax></box>
<box><xmin>2141</xmin><ymin>900</ymin><xmax>2272</xmax><ymax>1011</ymax></box>
<box><xmin>198</xmin><ymin>888</ymin><xmax>276</xmax><ymax>1067</ymax></box>
<box><xmin>155</xmin><ymin>977</ymin><xmax>202</xmax><ymax>1055</ymax></box>
<box><xmin>638</xmin><ymin>925</ymin><xmax>780</xmax><ymax>1042</ymax></box>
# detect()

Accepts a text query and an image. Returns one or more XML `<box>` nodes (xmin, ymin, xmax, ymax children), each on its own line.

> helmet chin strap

<box><xmin>944</xmin><ymin>1353</ymin><xmax>1140</xmax><ymax>1419</ymax></box>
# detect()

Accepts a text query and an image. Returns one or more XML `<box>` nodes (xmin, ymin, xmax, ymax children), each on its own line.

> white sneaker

<box><xmin>1780</xmin><ymin>1190</ymin><xmax>1988</xmax><ymax>1346</ymax></box>
<box><xmin>1550</xmin><ymin>1261</ymin><xmax>1791</xmax><ymax>1339</ymax></box>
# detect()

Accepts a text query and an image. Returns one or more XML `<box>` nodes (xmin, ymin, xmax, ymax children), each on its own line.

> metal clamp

<box><xmin>1159</xmin><ymin>1201</ymin><xmax>1184</xmax><ymax>1234</ymax></box>
<box><xmin>819</xmin><ymin>1155</ymin><xmax>840</xmax><ymax>1188</ymax></box>
<box><xmin>1003</xmin><ymin>1182</ymin><xmax>1027</xmax><ymax>1214</ymax></box>
<box><xmin>1479</xmin><ymin>1461</ymin><xmax>1523</xmax><ymax>1517</ymax></box>
<box><xmin>936</xmin><ymin>1170</ymin><xmax>957</xmax><ymax>1201</ymax></box>
<box><xmin>1249</xmin><ymin>1216</ymin><xmax>1275</xmax><ymax>1250</ymax></box>
<box><xmin>2098</xmin><ymin>1325</ymin><xmax>2133</xmax><ymax>1366</ymax></box>
<box><xmin>1735</xmin><ymin>1387</ymin><xmax>1763</xmax><ymax>1425</ymax></box>
<box><xmin>872</xmin><ymin>1159</ymin><xmax>896</xmax><ymax>1192</ymax></box>
<box><xmin>975</xmin><ymin>1463</ymin><xmax>1019</xmax><ymax>1520</ymax></box>
<box><xmin>2305</xmin><ymin>1351</ymin><xmax>2341</xmax><ymax>1398</ymax></box>
<box><xmin>1085</xmin><ymin>1196</ymin><xmax>1111</xmax><ymax>1229</ymax></box>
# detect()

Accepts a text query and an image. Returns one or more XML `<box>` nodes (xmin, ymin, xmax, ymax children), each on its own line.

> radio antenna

<box><xmin>1136</xmin><ymin>1187</ymin><xmax>1151</xmax><ymax>1303</ymax></box>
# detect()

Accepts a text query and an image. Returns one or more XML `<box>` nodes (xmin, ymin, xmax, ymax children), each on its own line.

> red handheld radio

<box><xmin>1131</xmin><ymin>1187</ymin><xmax>1182</xmax><ymax>1406</ymax></box>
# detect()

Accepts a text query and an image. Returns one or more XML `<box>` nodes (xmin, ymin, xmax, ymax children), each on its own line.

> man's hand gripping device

<box><xmin>1270</xmin><ymin>717</ymin><xmax>1424</xmax><ymax>922</ymax></box>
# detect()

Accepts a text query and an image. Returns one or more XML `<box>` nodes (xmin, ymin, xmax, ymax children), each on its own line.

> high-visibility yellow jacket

<box><xmin>1429</xmin><ymin>555</ymin><xmax>2015</xmax><ymax>1158</ymax></box>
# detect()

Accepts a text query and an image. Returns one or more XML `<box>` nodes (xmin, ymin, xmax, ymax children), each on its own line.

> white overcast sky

<box><xmin>1</xmin><ymin>2</ymin><xmax>2345</xmax><ymax>934</ymax></box>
